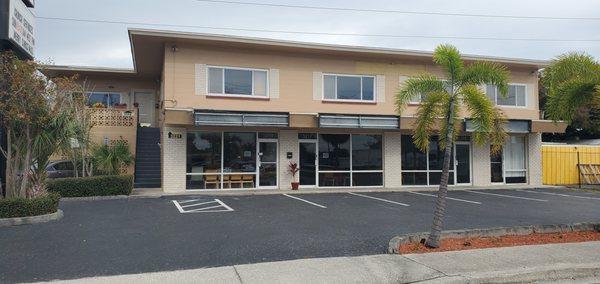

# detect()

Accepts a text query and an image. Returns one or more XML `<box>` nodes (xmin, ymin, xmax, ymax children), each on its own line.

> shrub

<box><xmin>0</xmin><ymin>192</ymin><xmax>61</xmax><ymax>218</ymax></box>
<box><xmin>47</xmin><ymin>175</ymin><xmax>133</xmax><ymax>197</ymax></box>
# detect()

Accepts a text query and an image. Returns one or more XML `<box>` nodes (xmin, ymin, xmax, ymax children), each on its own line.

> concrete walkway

<box><xmin>40</xmin><ymin>241</ymin><xmax>600</xmax><ymax>283</ymax></box>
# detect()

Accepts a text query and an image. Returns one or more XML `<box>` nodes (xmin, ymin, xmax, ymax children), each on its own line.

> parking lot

<box><xmin>1</xmin><ymin>187</ymin><xmax>599</xmax><ymax>283</ymax></box>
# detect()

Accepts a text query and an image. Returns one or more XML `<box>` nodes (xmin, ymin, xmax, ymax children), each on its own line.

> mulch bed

<box><xmin>398</xmin><ymin>231</ymin><xmax>600</xmax><ymax>254</ymax></box>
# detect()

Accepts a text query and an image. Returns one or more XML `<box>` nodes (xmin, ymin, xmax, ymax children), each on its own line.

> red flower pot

<box><xmin>291</xmin><ymin>182</ymin><xmax>299</xmax><ymax>190</ymax></box>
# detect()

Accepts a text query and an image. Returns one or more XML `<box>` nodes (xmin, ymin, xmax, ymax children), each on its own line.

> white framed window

<box><xmin>485</xmin><ymin>83</ymin><xmax>527</xmax><ymax>107</ymax></box>
<box><xmin>207</xmin><ymin>66</ymin><xmax>268</xmax><ymax>98</ymax></box>
<box><xmin>86</xmin><ymin>92</ymin><xmax>122</xmax><ymax>107</ymax></box>
<box><xmin>323</xmin><ymin>74</ymin><xmax>375</xmax><ymax>102</ymax></box>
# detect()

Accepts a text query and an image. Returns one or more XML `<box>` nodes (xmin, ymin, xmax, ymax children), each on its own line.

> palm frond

<box><xmin>488</xmin><ymin>110</ymin><xmax>508</xmax><ymax>155</ymax></box>
<box><xmin>545</xmin><ymin>79</ymin><xmax>598</xmax><ymax>122</ymax></box>
<box><xmin>461</xmin><ymin>61</ymin><xmax>509</xmax><ymax>95</ymax></box>
<box><xmin>542</xmin><ymin>52</ymin><xmax>600</xmax><ymax>123</ymax></box>
<box><xmin>460</xmin><ymin>85</ymin><xmax>507</xmax><ymax>152</ymax></box>
<box><xmin>433</xmin><ymin>44</ymin><xmax>464</xmax><ymax>81</ymax></box>
<box><xmin>413</xmin><ymin>91</ymin><xmax>449</xmax><ymax>152</ymax></box>
<box><xmin>541</xmin><ymin>52</ymin><xmax>600</xmax><ymax>89</ymax></box>
<box><xmin>396</xmin><ymin>74</ymin><xmax>446</xmax><ymax>114</ymax></box>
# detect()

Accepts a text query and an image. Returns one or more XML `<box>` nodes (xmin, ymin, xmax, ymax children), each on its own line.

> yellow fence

<box><xmin>542</xmin><ymin>145</ymin><xmax>600</xmax><ymax>185</ymax></box>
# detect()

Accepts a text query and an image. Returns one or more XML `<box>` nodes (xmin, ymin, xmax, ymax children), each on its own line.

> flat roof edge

<box><xmin>42</xmin><ymin>64</ymin><xmax>136</xmax><ymax>74</ymax></box>
<box><xmin>128</xmin><ymin>28</ymin><xmax>549</xmax><ymax>68</ymax></box>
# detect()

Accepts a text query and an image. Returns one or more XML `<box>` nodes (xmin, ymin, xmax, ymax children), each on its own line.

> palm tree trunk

<box><xmin>425</xmin><ymin>99</ymin><xmax>456</xmax><ymax>248</ymax></box>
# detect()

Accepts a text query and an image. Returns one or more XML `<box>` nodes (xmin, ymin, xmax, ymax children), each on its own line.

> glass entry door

<box><xmin>455</xmin><ymin>143</ymin><xmax>471</xmax><ymax>185</ymax></box>
<box><xmin>299</xmin><ymin>141</ymin><xmax>317</xmax><ymax>187</ymax></box>
<box><xmin>258</xmin><ymin>141</ymin><xmax>278</xmax><ymax>188</ymax></box>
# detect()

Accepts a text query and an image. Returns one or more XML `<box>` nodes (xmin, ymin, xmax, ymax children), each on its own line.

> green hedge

<box><xmin>47</xmin><ymin>175</ymin><xmax>133</xmax><ymax>197</ymax></box>
<box><xmin>0</xmin><ymin>192</ymin><xmax>61</xmax><ymax>218</ymax></box>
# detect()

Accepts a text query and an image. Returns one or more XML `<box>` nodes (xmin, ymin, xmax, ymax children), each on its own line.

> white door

<box><xmin>134</xmin><ymin>92</ymin><xmax>155</xmax><ymax>127</ymax></box>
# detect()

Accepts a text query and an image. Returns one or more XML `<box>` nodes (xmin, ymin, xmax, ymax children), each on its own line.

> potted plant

<box><xmin>288</xmin><ymin>161</ymin><xmax>300</xmax><ymax>190</ymax></box>
<box><xmin>92</xmin><ymin>102</ymin><xmax>106</xmax><ymax>108</ymax></box>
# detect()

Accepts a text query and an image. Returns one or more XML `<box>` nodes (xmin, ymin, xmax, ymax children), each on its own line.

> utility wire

<box><xmin>36</xmin><ymin>16</ymin><xmax>600</xmax><ymax>42</ymax></box>
<box><xmin>192</xmin><ymin>0</ymin><xmax>600</xmax><ymax>21</ymax></box>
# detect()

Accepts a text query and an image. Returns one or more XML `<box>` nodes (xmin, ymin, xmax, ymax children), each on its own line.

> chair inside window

<box><xmin>228</xmin><ymin>175</ymin><xmax>243</xmax><ymax>188</ymax></box>
<box><xmin>242</xmin><ymin>175</ymin><xmax>254</xmax><ymax>188</ymax></box>
<box><xmin>203</xmin><ymin>169</ymin><xmax>220</xmax><ymax>189</ymax></box>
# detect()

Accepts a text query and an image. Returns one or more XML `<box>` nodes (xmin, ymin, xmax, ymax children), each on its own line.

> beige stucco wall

<box><xmin>162</xmin><ymin>126</ymin><xmax>187</xmax><ymax>192</ymax></box>
<box><xmin>162</xmin><ymin>43</ymin><xmax>540</xmax><ymax>120</ymax></box>
<box><xmin>384</xmin><ymin>132</ymin><xmax>402</xmax><ymax>188</ymax></box>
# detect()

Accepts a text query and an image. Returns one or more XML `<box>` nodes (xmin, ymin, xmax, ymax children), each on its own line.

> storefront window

<box><xmin>318</xmin><ymin>134</ymin><xmax>350</xmax><ymax>171</ymax></box>
<box><xmin>186</xmin><ymin>132</ymin><xmax>222</xmax><ymax>189</ymax></box>
<box><xmin>491</xmin><ymin>136</ymin><xmax>527</xmax><ymax>184</ymax></box>
<box><xmin>317</xmin><ymin>134</ymin><xmax>383</xmax><ymax>187</ymax></box>
<box><xmin>505</xmin><ymin>136</ymin><xmax>526</xmax><ymax>183</ymax></box>
<box><xmin>401</xmin><ymin>135</ymin><xmax>456</xmax><ymax>186</ymax></box>
<box><xmin>186</xmin><ymin>131</ymin><xmax>259</xmax><ymax>190</ymax></box>
<box><xmin>351</xmin><ymin>134</ymin><xmax>383</xmax><ymax>186</ymax></box>
<box><xmin>223</xmin><ymin>132</ymin><xmax>256</xmax><ymax>173</ymax></box>
<box><xmin>352</xmin><ymin>135</ymin><xmax>382</xmax><ymax>170</ymax></box>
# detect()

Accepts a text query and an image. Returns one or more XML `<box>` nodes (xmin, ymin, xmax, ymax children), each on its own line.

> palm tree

<box><xmin>396</xmin><ymin>44</ymin><xmax>509</xmax><ymax>248</ymax></box>
<box><xmin>92</xmin><ymin>141</ymin><xmax>134</xmax><ymax>175</ymax></box>
<box><xmin>542</xmin><ymin>53</ymin><xmax>600</xmax><ymax>132</ymax></box>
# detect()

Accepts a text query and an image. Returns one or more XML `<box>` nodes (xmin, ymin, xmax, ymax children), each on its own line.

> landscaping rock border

<box><xmin>0</xmin><ymin>209</ymin><xmax>64</xmax><ymax>227</ymax></box>
<box><xmin>388</xmin><ymin>222</ymin><xmax>600</xmax><ymax>254</ymax></box>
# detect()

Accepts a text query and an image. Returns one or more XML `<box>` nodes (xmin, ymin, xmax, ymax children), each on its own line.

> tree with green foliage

<box><xmin>0</xmin><ymin>51</ymin><xmax>81</xmax><ymax>198</ymax></box>
<box><xmin>541</xmin><ymin>53</ymin><xmax>600</xmax><ymax>138</ymax></box>
<box><xmin>396</xmin><ymin>44</ymin><xmax>509</xmax><ymax>248</ymax></box>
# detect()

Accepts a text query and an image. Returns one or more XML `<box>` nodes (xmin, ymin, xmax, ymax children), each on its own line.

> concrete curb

<box><xmin>388</xmin><ymin>222</ymin><xmax>600</xmax><ymax>254</ymax></box>
<box><xmin>0</xmin><ymin>209</ymin><xmax>63</xmax><ymax>227</ymax></box>
<box><xmin>137</xmin><ymin>185</ymin><xmax>564</xmax><ymax>198</ymax></box>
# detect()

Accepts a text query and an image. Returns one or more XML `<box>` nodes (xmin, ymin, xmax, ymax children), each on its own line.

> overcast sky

<box><xmin>35</xmin><ymin>0</ymin><xmax>600</xmax><ymax>68</ymax></box>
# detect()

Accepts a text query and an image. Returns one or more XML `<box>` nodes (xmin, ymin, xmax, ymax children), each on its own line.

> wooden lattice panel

<box><xmin>88</xmin><ymin>108</ymin><xmax>137</xmax><ymax>127</ymax></box>
<box><xmin>578</xmin><ymin>164</ymin><xmax>600</xmax><ymax>185</ymax></box>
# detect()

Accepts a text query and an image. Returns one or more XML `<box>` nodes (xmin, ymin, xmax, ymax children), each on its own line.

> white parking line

<box><xmin>348</xmin><ymin>192</ymin><xmax>410</xmax><ymax>207</ymax></box>
<box><xmin>181</xmin><ymin>200</ymin><xmax>217</xmax><ymax>208</ymax></box>
<box><xmin>408</xmin><ymin>191</ymin><xmax>482</xmax><ymax>205</ymax></box>
<box><xmin>516</xmin><ymin>189</ymin><xmax>600</xmax><ymax>201</ymax></box>
<box><xmin>282</xmin><ymin>194</ymin><xmax>327</xmax><ymax>208</ymax></box>
<box><xmin>172</xmin><ymin>199</ymin><xmax>235</xmax><ymax>213</ymax></box>
<box><xmin>464</xmin><ymin>190</ymin><xmax>548</xmax><ymax>202</ymax></box>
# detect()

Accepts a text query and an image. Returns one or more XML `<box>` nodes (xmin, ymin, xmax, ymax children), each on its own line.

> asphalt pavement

<box><xmin>1</xmin><ymin>187</ymin><xmax>599</xmax><ymax>283</ymax></box>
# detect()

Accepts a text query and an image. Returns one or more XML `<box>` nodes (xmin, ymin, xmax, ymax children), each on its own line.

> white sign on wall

<box><xmin>8</xmin><ymin>0</ymin><xmax>34</xmax><ymax>58</ymax></box>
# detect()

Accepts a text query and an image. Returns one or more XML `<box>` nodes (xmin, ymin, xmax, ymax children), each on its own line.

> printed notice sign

<box><xmin>8</xmin><ymin>0</ymin><xmax>35</xmax><ymax>58</ymax></box>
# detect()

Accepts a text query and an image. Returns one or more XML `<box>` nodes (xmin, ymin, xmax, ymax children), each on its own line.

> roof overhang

<box><xmin>44</xmin><ymin>28</ymin><xmax>549</xmax><ymax>81</ymax></box>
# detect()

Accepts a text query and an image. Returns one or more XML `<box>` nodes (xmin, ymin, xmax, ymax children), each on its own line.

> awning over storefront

<box><xmin>464</xmin><ymin>119</ymin><xmax>530</xmax><ymax>133</ymax></box>
<box><xmin>531</xmin><ymin>120</ymin><xmax>568</xmax><ymax>133</ymax></box>
<box><xmin>319</xmin><ymin>114</ymin><xmax>399</xmax><ymax>129</ymax></box>
<box><xmin>194</xmin><ymin>110</ymin><xmax>289</xmax><ymax>127</ymax></box>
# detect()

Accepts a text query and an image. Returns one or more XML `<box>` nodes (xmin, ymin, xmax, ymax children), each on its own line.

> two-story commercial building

<box><xmin>44</xmin><ymin>28</ymin><xmax>567</xmax><ymax>193</ymax></box>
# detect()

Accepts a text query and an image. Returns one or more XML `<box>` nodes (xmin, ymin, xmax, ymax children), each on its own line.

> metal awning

<box><xmin>464</xmin><ymin>119</ymin><xmax>530</xmax><ymax>133</ymax></box>
<box><xmin>319</xmin><ymin>114</ymin><xmax>399</xmax><ymax>129</ymax></box>
<box><xmin>194</xmin><ymin>111</ymin><xmax>289</xmax><ymax>127</ymax></box>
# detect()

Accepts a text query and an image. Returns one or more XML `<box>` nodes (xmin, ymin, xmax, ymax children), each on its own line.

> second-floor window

<box><xmin>87</xmin><ymin>92</ymin><xmax>121</xmax><ymax>107</ymax></box>
<box><xmin>486</xmin><ymin>84</ymin><xmax>526</xmax><ymax>107</ymax></box>
<box><xmin>323</xmin><ymin>74</ymin><xmax>375</xmax><ymax>102</ymax></box>
<box><xmin>208</xmin><ymin>66</ymin><xmax>268</xmax><ymax>97</ymax></box>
